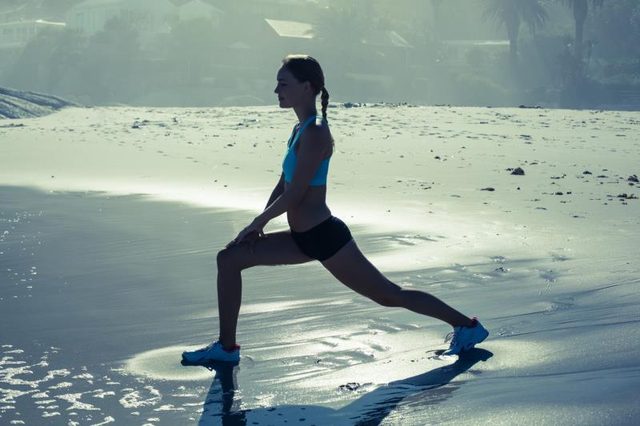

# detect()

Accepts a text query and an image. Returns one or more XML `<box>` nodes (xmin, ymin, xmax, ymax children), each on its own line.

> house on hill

<box><xmin>66</xmin><ymin>0</ymin><xmax>176</xmax><ymax>37</ymax></box>
<box><xmin>0</xmin><ymin>19</ymin><xmax>66</xmax><ymax>50</ymax></box>
<box><xmin>0</xmin><ymin>19</ymin><xmax>67</xmax><ymax>76</ymax></box>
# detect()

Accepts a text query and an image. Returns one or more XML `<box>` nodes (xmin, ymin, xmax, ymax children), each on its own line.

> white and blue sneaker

<box><xmin>444</xmin><ymin>318</ymin><xmax>489</xmax><ymax>355</ymax></box>
<box><xmin>181</xmin><ymin>341</ymin><xmax>240</xmax><ymax>364</ymax></box>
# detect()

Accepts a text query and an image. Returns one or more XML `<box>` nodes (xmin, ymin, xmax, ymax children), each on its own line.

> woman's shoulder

<box><xmin>302</xmin><ymin>120</ymin><xmax>331</xmax><ymax>148</ymax></box>
<box><xmin>307</xmin><ymin>118</ymin><xmax>331</xmax><ymax>138</ymax></box>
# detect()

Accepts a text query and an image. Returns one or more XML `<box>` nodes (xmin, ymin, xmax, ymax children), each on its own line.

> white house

<box><xmin>0</xmin><ymin>19</ymin><xmax>66</xmax><ymax>50</ymax></box>
<box><xmin>66</xmin><ymin>0</ymin><xmax>177</xmax><ymax>37</ymax></box>
<box><xmin>265</xmin><ymin>18</ymin><xmax>314</xmax><ymax>39</ymax></box>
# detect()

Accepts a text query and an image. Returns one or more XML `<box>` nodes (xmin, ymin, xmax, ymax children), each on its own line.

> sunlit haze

<box><xmin>1</xmin><ymin>0</ymin><xmax>638</xmax><ymax>109</ymax></box>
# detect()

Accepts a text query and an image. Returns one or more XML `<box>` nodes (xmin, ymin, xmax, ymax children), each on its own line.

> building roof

<box><xmin>73</xmin><ymin>0</ymin><xmax>175</xmax><ymax>11</ymax></box>
<box><xmin>265</xmin><ymin>18</ymin><xmax>313</xmax><ymax>39</ymax></box>
<box><xmin>386</xmin><ymin>31</ymin><xmax>412</xmax><ymax>48</ymax></box>
<box><xmin>362</xmin><ymin>30</ymin><xmax>413</xmax><ymax>49</ymax></box>
<box><xmin>0</xmin><ymin>19</ymin><xmax>66</xmax><ymax>28</ymax></box>
<box><xmin>74</xmin><ymin>0</ymin><xmax>125</xmax><ymax>7</ymax></box>
<box><xmin>443</xmin><ymin>40</ymin><xmax>509</xmax><ymax>47</ymax></box>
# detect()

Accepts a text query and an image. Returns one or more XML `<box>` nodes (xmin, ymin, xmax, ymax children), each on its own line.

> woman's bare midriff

<box><xmin>285</xmin><ymin>184</ymin><xmax>331</xmax><ymax>232</ymax></box>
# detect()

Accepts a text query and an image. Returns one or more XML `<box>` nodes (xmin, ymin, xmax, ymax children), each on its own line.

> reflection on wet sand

<box><xmin>190</xmin><ymin>349</ymin><xmax>493</xmax><ymax>425</ymax></box>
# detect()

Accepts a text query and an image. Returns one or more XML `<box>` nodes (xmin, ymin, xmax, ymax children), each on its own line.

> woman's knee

<box><xmin>372</xmin><ymin>285</ymin><xmax>403</xmax><ymax>307</ymax></box>
<box><xmin>217</xmin><ymin>246</ymin><xmax>244</xmax><ymax>271</ymax></box>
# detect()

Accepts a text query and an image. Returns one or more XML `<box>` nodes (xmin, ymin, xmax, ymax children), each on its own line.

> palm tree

<box><xmin>560</xmin><ymin>0</ymin><xmax>605</xmax><ymax>62</ymax></box>
<box><xmin>483</xmin><ymin>0</ymin><xmax>548</xmax><ymax>70</ymax></box>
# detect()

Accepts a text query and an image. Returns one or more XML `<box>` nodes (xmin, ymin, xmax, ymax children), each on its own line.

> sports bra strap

<box><xmin>289</xmin><ymin>115</ymin><xmax>319</xmax><ymax>149</ymax></box>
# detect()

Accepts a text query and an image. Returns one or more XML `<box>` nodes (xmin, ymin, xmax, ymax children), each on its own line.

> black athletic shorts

<box><xmin>291</xmin><ymin>216</ymin><xmax>353</xmax><ymax>261</ymax></box>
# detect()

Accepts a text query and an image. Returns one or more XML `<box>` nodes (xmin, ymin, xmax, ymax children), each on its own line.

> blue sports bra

<box><xmin>282</xmin><ymin>115</ymin><xmax>330</xmax><ymax>186</ymax></box>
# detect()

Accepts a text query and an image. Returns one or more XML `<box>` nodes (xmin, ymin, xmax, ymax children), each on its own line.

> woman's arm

<box><xmin>265</xmin><ymin>174</ymin><xmax>285</xmax><ymax>210</ymax></box>
<box><xmin>255</xmin><ymin>127</ymin><xmax>329</xmax><ymax>225</ymax></box>
<box><xmin>229</xmin><ymin>127</ymin><xmax>330</xmax><ymax>245</ymax></box>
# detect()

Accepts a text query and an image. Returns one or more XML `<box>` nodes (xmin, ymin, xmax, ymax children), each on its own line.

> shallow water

<box><xmin>1</xmin><ymin>186</ymin><xmax>639</xmax><ymax>425</ymax></box>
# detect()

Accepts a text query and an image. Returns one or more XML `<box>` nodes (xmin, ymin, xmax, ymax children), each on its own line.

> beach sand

<box><xmin>1</xmin><ymin>105</ymin><xmax>639</xmax><ymax>424</ymax></box>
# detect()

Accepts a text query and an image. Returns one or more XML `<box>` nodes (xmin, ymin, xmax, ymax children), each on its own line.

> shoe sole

<box><xmin>181</xmin><ymin>354</ymin><xmax>239</xmax><ymax>363</ymax></box>
<box><xmin>181</xmin><ymin>358</ymin><xmax>239</xmax><ymax>367</ymax></box>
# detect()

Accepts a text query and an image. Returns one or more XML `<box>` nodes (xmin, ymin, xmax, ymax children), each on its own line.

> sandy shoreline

<box><xmin>1</xmin><ymin>105</ymin><xmax>639</xmax><ymax>424</ymax></box>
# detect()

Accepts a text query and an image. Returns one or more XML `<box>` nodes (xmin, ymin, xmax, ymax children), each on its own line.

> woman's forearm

<box><xmin>265</xmin><ymin>181</ymin><xmax>284</xmax><ymax>210</ymax></box>
<box><xmin>256</xmin><ymin>187</ymin><xmax>303</xmax><ymax>226</ymax></box>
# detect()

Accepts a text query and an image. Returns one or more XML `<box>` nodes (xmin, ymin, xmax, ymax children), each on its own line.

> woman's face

<box><xmin>274</xmin><ymin>67</ymin><xmax>311</xmax><ymax>109</ymax></box>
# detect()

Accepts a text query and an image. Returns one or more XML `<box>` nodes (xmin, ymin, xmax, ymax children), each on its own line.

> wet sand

<box><xmin>1</xmin><ymin>105</ymin><xmax>639</xmax><ymax>424</ymax></box>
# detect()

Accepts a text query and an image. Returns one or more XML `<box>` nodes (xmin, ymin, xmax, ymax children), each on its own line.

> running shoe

<box><xmin>444</xmin><ymin>318</ymin><xmax>489</xmax><ymax>355</ymax></box>
<box><xmin>181</xmin><ymin>341</ymin><xmax>240</xmax><ymax>364</ymax></box>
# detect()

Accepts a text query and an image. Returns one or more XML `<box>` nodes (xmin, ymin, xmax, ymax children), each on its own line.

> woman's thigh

<box><xmin>321</xmin><ymin>240</ymin><xmax>400</xmax><ymax>299</ymax></box>
<box><xmin>218</xmin><ymin>230</ymin><xmax>313</xmax><ymax>270</ymax></box>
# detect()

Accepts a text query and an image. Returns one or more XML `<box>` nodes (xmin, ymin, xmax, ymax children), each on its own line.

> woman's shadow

<box><xmin>183</xmin><ymin>348</ymin><xmax>492</xmax><ymax>425</ymax></box>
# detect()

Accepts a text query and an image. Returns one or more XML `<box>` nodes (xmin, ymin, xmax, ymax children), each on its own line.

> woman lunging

<box><xmin>182</xmin><ymin>55</ymin><xmax>488</xmax><ymax>364</ymax></box>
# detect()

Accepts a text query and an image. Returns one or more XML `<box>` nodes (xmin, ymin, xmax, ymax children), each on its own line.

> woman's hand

<box><xmin>227</xmin><ymin>218</ymin><xmax>267</xmax><ymax>250</ymax></box>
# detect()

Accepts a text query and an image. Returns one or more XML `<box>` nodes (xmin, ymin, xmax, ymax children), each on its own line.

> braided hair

<box><xmin>281</xmin><ymin>54</ymin><xmax>330</xmax><ymax>121</ymax></box>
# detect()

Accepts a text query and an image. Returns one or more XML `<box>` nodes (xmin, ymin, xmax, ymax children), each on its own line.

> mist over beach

<box><xmin>1</xmin><ymin>1</ymin><xmax>640</xmax><ymax>425</ymax></box>
<box><xmin>2</xmin><ymin>0</ymin><xmax>640</xmax><ymax>109</ymax></box>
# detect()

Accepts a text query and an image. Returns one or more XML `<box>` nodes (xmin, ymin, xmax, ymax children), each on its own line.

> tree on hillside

<box><xmin>167</xmin><ymin>17</ymin><xmax>219</xmax><ymax>86</ymax></box>
<box><xmin>79</xmin><ymin>15</ymin><xmax>143</xmax><ymax>104</ymax></box>
<box><xmin>314</xmin><ymin>4</ymin><xmax>368</xmax><ymax>49</ymax></box>
<box><xmin>589</xmin><ymin>0</ymin><xmax>640</xmax><ymax>61</ymax></box>
<box><xmin>560</xmin><ymin>0</ymin><xmax>605</xmax><ymax>63</ymax></box>
<box><xmin>313</xmin><ymin>4</ymin><xmax>368</xmax><ymax>75</ymax></box>
<box><xmin>483</xmin><ymin>0</ymin><xmax>548</xmax><ymax>71</ymax></box>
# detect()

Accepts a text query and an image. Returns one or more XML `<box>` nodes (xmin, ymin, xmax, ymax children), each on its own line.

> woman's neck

<box><xmin>294</xmin><ymin>106</ymin><xmax>318</xmax><ymax>124</ymax></box>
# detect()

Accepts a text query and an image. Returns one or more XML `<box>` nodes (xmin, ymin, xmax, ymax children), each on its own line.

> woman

<box><xmin>182</xmin><ymin>55</ymin><xmax>488</xmax><ymax>364</ymax></box>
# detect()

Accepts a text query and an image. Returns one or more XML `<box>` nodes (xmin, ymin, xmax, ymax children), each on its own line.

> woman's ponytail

<box><xmin>321</xmin><ymin>87</ymin><xmax>329</xmax><ymax>121</ymax></box>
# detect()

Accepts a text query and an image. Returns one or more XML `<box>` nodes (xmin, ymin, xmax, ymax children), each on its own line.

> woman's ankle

<box><xmin>218</xmin><ymin>337</ymin><xmax>237</xmax><ymax>351</ymax></box>
<box><xmin>451</xmin><ymin>317</ymin><xmax>475</xmax><ymax>328</ymax></box>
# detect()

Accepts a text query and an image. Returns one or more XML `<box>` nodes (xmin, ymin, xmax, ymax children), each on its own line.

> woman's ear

<box><xmin>303</xmin><ymin>81</ymin><xmax>313</xmax><ymax>94</ymax></box>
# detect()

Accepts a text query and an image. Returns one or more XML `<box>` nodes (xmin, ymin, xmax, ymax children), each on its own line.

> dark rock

<box><xmin>628</xmin><ymin>175</ymin><xmax>639</xmax><ymax>183</ymax></box>
<box><xmin>617</xmin><ymin>193</ymin><xmax>638</xmax><ymax>200</ymax></box>
<box><xmin>510</xmin><ymin>167</ymin><xmax>525</xmax><ymax>176</ymax></box>
<box><xmin>339</xmin><ymin>382</ymin><xmax>361</xmax><ymax>392</ymax></box>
